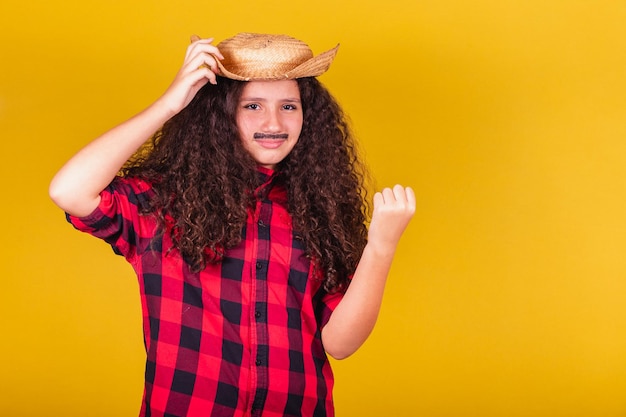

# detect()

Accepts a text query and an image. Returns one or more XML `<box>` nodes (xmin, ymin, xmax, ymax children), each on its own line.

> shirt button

<box><xmin>255</xmin><ymin>311</ymin><xmax>261</xmax><ymax>319</ymax></box>
<box><xmin>256</xmin><ymin>359</ymin><xmax>262</xmax><ymax>366</ymax></box>
<box><xmin>258</xmin><ymin>219</ymin><xmax>265</xmax><ymax>227</ymax></box>
<box><xmin>256</xmin><ymin>261</ymin><xmax>262</xmax><ymax>269</ymax></box>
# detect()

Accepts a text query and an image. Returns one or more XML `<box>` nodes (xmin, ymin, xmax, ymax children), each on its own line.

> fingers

<box><xmin>375</xmin><ymin>185</ymin><xmax>416</xmax><ymax>211</ymax></box>
<box><xmin>181</xmin><ymin>35</ymin><xmax>225</xmax><ymax>85</ymax></box>
<box><xmin>187</xmin><ymin>34</ymin><xmax>224</xmax><ymax>59</ymax></box>
<box><xmin>158</xmin><ymin>35</ymin><xmax>225</xmax><ymax>113</ymax></box>
<box><xmin>402</xmin><ymin>186</ymin><xmax>416</xmax><ymax>211</ymax></box>
<box><xmin>369</xmin><ymin>185</ymin><xmax>416</xmax><ymax>249</ymax></box>
<box><xmin>373</xmin><ymin>190</ymin><xmax>384</xmax><ymax>207</ymax></box>
<box><xmin>184</xmin><ymin>54</ymin><xmax>220</xmax><ymax>85</ymax></box>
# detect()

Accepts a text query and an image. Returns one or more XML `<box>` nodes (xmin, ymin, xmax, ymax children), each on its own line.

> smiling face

<box><xmin>236</xmin><ymin>79</ymin><xmax>303</xmax><ymax>170</ymax></box>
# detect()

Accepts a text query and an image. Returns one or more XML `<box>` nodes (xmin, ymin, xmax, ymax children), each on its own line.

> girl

<box><xmin>50</xmin><ymin>33</ymin><xmax>415</xmax><ymax>417</ymax></box>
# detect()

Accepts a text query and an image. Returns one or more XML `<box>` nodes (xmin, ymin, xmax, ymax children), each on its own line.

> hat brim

<box><xmin>214</xmin><ymin>44</ymin><xmax>340</xmax><ymax>81</ymax></box>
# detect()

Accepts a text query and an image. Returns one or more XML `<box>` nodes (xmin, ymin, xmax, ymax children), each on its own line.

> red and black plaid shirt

<box><xmin>67</xmin><ymin>168</ymin><xmax>344</xmax><ymax>417</ymax></box>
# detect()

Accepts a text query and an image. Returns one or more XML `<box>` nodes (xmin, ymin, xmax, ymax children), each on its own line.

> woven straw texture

<box><xmin>215</xmin><ymin>33</ymin><xmax>339</xmax><ymax>81</ymax></box>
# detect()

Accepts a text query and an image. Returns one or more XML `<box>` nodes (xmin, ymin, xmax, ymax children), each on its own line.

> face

<box><xmin>236</xmin><ymin>79</ymin><xmax>303</xmax><ymax>170</ymax></box>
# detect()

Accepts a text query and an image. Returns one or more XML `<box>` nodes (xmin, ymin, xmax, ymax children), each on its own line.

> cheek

<box><xmin>290</xmin><ymin>116</ymin><xmax>304</xmax><ymax>135</ymax></box>
<box><xmin>236</xmin><ymin>116</ymin><xmax>253</xmax><ymax>137</ymax></box>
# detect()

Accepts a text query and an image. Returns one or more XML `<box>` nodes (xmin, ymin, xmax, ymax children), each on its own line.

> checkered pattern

<box><xmin>67</xmin><ymin>169</ymin><xmax>344</xmax><ymax>417</ymax></box>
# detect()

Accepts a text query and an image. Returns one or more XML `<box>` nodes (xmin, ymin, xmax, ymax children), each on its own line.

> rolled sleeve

<box><xmin>66</xmin><ymin>176</ymin><xmax>154</xmax><ymax>260</ymax></box>
<box><xmin>315</xmin><ymin>281</ymin><xmax>350</xmax><ymax>329</ymax></box>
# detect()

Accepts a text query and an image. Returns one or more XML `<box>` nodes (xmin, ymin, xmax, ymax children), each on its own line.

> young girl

<box><xmin>49</xmin><ymin>33</ymin><xmax>415</xmax><ymax>417</ymax></box>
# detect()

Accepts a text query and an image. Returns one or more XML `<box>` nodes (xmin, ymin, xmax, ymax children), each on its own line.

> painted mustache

<box><xmin>254</xmin><ymin>133</ymin><xmax>289</xmax><ymax>140</ymax></box>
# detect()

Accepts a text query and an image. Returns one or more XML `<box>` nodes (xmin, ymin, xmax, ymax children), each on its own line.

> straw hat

<box><xmin>213</xmin><ymin>32</ymin><xmax>339</xmax><ymax>81</ymax></box>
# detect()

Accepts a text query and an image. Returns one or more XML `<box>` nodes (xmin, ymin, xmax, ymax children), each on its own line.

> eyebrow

<box><xmin>239</xmin><ymin>97</ymin><xmax>301</xmax><ymax>102</ymax></box>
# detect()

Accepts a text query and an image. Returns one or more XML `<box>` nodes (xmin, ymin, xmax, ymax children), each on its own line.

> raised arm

<box><xmin>321</xmin><ymin>185</ymin><xmax>416</xmax><ymax>359</ymax></box>
<box><xmin>49</xmin><ymin>37</ymin><xmax>224</xmax><ymax>217</ymax></box>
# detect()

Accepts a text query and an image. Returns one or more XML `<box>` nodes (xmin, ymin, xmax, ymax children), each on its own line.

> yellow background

<box><xmin>2</xmin><ymin>0</ymin><xmax>626</xmax><ymax>416</ymax></box>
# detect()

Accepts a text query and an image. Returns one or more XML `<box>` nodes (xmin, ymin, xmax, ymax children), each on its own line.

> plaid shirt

<box><xmin>67</xmin><ymin>168</ymin><xmax>344</xmax><ymax>417</ymax></box>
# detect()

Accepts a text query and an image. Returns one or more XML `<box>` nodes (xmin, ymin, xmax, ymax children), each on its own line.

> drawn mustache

<box><xmin>253</xmin><ymin>133</ymin><xmax>289</xmax><ymax>139</ymax></box>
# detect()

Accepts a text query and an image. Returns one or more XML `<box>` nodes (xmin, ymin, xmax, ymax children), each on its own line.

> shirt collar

<box><xmin>256</xmin><ymin>165</ymin><xmax>276</xmax><ymax>184</ymax></box>
<box><xmin>254</xmin><ymin>166</ymin><xmax>281</xmax><ymax>199</ymax></box>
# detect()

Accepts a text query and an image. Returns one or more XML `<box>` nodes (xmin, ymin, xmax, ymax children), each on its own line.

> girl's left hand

<box><xmin>367</xmin><ymin>185</ymin><xmax>416</xmax><ymax>252</ymax></box>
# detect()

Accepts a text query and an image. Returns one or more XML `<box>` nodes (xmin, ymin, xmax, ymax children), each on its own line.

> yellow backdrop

<box><xmin>2</xmin><ymin>0</ymin><xmax>626</xmax><ymax>415</ymax></box>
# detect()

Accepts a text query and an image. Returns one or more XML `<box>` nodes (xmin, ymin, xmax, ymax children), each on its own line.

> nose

<box><xmin>262</xmin><ymin>108</ymin><xmax>283</xmax><ymax>132</ymax></box>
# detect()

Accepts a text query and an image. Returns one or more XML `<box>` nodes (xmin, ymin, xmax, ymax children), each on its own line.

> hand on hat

<box><xmin>156</xmin><ymin>35</ymin><xmax>224</xmax><ymax>117</ymax></box>
<box><xmin>367</xmin><ymin>185</ymin><xmax>416</xmax><ymax>252</ymax></box>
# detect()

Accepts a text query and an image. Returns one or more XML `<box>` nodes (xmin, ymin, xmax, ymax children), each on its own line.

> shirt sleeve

<box><xmin>66</xmin><ymin>176</ymin><xmax>154</xmax><ymax>260</ymax></box>
<box><xmin>317</xmin><ymin>290</ymin><xmax>345</xmax><ymax>328</ymax></box>
<box><xmin>315</xmin><ymin>269</ymin><xmax>356</xmax><ymax>329</ymax></box>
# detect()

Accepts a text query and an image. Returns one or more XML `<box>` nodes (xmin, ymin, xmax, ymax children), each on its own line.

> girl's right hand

<box><xmin>157</xmin><ymin>35</ymin><xmax>225</xmax><ymax>117</ymax></box>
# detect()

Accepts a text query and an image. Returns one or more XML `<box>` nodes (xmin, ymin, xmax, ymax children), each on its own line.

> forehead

<box><xmin>239</xmin><ymin>79</ymin><xmax>301</xmax><ymax>100</ymax></box>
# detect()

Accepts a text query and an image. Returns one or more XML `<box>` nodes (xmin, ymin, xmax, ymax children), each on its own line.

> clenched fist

<box><xmin>368</xmin><ymin>185</ymin><xmax>416</xmax><ymax>252</ymax></box>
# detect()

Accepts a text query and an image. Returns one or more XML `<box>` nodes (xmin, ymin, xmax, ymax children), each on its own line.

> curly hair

<box><xmin>123</xmin><ymin>77</ymin><xmax>370</xmax><ymax>293</ymax></box>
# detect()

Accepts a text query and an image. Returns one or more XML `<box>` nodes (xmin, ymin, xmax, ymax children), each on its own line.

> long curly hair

<box><xmin>123</xmin><ymin>77</ymin><xmax>370</xmax><ymax>293</ymax></box>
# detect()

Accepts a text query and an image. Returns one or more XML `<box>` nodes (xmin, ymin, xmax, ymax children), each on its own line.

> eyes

<box><xmin>241</xmin><ymin>103</ymin><xmax>300</xmax><ymax>111</ymax></box>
